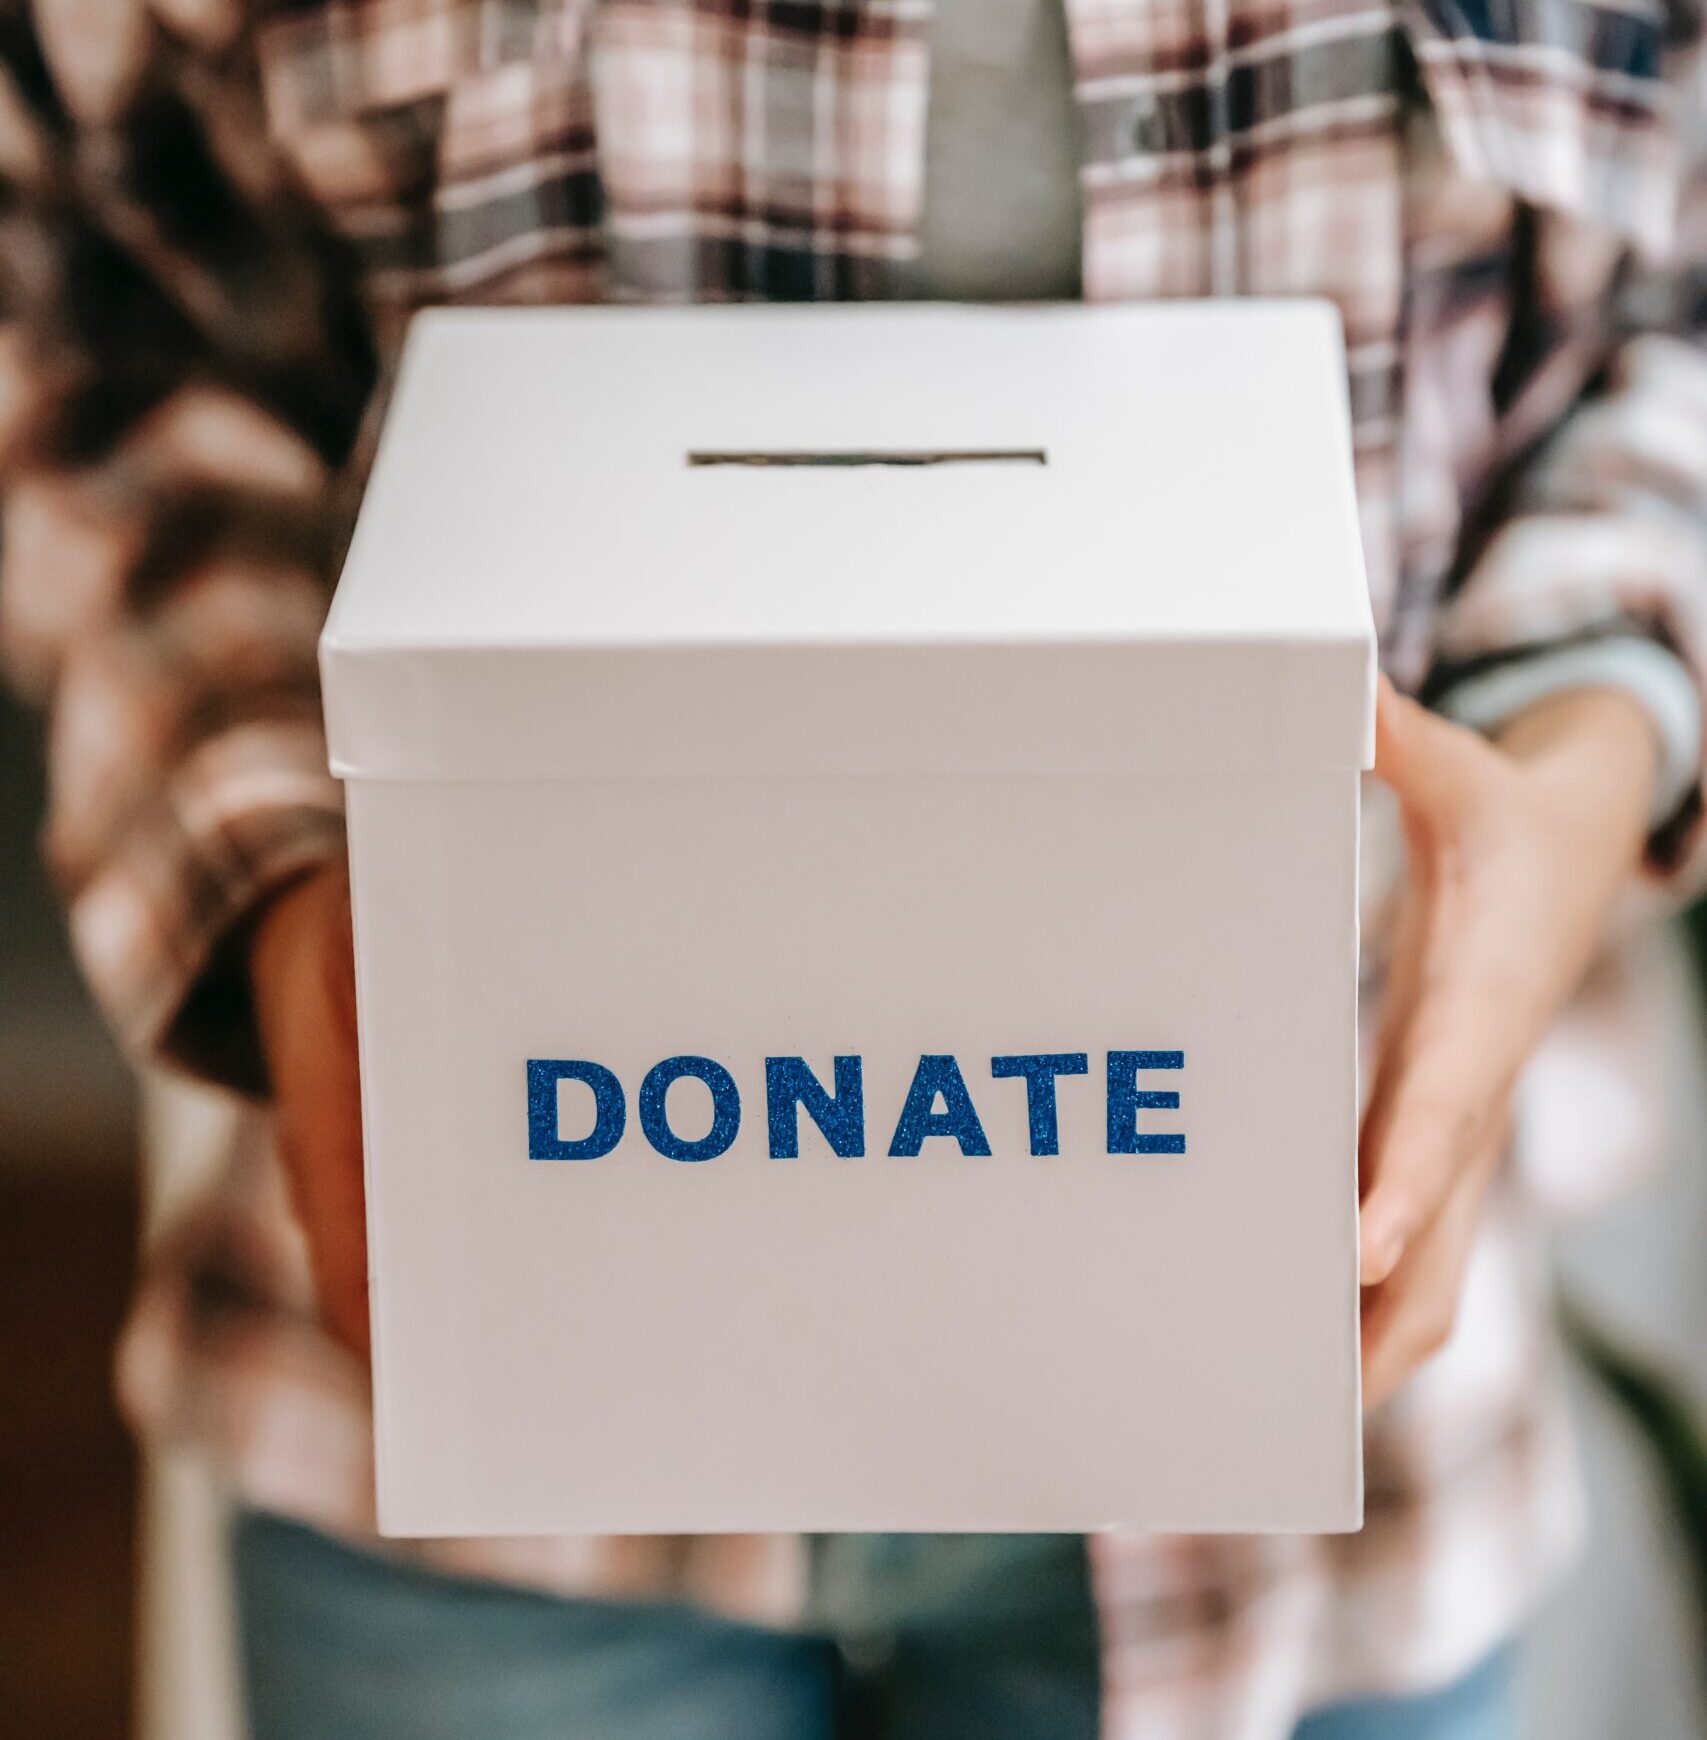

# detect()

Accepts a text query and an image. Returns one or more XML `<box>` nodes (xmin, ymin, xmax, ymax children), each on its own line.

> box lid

<box><xmin>323</xmin><ymin>303</ymin><xmax>1376</xmax><ymax>781</ymax></box>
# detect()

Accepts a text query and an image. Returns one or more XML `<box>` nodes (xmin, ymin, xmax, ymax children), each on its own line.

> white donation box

<box><xmin>322</xmin><ymin>303</ymin><xmax>1375</xmax><ymax>1537</ymax></box>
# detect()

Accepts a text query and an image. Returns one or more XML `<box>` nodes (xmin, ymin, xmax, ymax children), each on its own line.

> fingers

<box><xmin>1361</xmin><ymin>679</ymin><xmax>1528</xmax><ymax>1284</ymax></box>
<box><xmin>280</xmin><ymin>1114</ymin><xmax>370</xmax><ymax>1360</ymax></box>
<box><xmin>1357</xmin><ymin>856</ymin><xmax>1521</xmax><ymax>1285</ymax></box>
<box><xmin>1361</xmin><ymin>1059</ymin><xmax>1506</xmax><ymax>1286</ymax></box>
<box><xmin>254</xmin><ymin>865</ymin><xmax>371</xmax><ymax>1360</ymax></box>
<box><xmin>1360</xmin><ymin>679</ymin><xmax>1645</xmax><ymax>1407</ymax></box>
<box><xmin>1357</xmin><ymin>816</ymin><xmax>1439</xmax><ymax>1191</ymax></box>
<box><xmin>1362</xmin><ymin>1114</ymin><xmax>1504</xmax><ymax>1409</ymax></box>
<box><xmin>1372</xmin><ymin>674</ymin><xmax>1490</xmax><ymax>824</ymax></box>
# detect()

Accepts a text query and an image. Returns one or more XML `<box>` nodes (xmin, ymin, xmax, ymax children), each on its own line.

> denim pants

<box><xmin>232</xmin><ymin>1511</ymin><xmax>1516</xmax><ymax>1740</ymax></box>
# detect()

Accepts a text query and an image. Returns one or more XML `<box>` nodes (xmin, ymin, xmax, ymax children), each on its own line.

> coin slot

<box><xmin>687</xmin><ymin>449</ymin><xmax>1046</xmax><ymax>468</ymax></box>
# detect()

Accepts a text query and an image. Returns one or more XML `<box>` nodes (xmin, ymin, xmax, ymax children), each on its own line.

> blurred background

<box><xmin>1</xmin><ymin>686</ymin><xmax>138</xmax><ymax>1737</ymax></box>
<box><xmin>3</xmin><ymin>665</ymin><xmax>1705</xmax><ymax>1736</ymax></box>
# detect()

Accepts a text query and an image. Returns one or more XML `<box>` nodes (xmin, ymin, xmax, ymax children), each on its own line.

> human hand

<box><xmin>250</xmin><ymin>861</ymin><xmax>369</xmax><ymax>1358</ymax></box>
<box><xmin>1359</xmin><ymin>675</ymin><xmax>1659</xmax><ymax>1407</ymax></box>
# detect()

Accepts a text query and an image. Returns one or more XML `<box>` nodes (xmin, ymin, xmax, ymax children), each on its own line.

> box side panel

<box><xmin>349</xmin><ymin>769</ymin><xmax>1363</xmax><ymax>1535</ymax></box>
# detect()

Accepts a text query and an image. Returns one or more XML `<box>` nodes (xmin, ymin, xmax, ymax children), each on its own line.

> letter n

<box><xmin>766</xmin><ymin>1056</ymin><xmax>865</xmax><ymax>1158</ymax></box>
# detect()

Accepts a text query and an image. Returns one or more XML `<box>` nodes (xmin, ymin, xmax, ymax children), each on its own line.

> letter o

<box><xmin>639</xmin><ymin>1056</ymin><xmax>742</xmax><ymax>1161</ymax></box>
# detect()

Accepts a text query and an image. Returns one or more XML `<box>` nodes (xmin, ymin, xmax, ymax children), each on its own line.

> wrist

<box><xmin>1439</xmin><ymin>639</ymin><xmax>1698</xmax><ymax>830</ymax></box>
<box><xmin>1496</xmin><ymin>681</ymin><xmax>1658</xmax><ymax>764</ymax></box>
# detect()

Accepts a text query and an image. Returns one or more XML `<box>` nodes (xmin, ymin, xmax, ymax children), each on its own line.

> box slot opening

<box><xmin>686</xmin><ymin>449</ymin><xmax>1047</xmax><ymax>468</ymax></box>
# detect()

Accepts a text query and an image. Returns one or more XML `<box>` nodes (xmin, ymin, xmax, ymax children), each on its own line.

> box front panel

<box><xmin>348</xmin><ymin>770</ymin><xmax>1362</xmax><ymax>1535</ymax></box>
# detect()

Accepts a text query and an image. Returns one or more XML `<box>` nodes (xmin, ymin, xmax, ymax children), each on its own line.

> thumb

<box><xmin>1373</xmin><ymin>674</ymin><xmax>1486</xmax><ymax>821</ymax></box>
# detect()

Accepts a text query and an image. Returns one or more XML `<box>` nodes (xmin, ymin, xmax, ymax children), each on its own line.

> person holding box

<box><xmin>0</xmin><ymin>0</ymin><xmax>1701</xmax><ymax>1735</ymax></box>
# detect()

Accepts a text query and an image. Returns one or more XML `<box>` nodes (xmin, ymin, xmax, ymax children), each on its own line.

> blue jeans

<box><xmin>232</xmin><ymin>1512</ymin><xmax>1516</xmax><ymax>1740</ymax></box>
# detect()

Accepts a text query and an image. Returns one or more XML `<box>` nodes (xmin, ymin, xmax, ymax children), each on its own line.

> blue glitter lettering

<box><xmin>1106</xmin><ymin>1050</ymin><xmax>1185</xmax><ymax>1155</ymax></box>
<box><xmin>638</xmin><ymin>1055</ymin><xmax>742</xmax><ymax>1161</ymax></box>
<box><xmin>888</xmin><ymin>1054</ymin><xmax>992</xmax><ymax>1157</ymax></box>
<box><xmin>527</xmin><ymin>1059</ymin><xmax>626</xmax><ymax>1159</ymax></box>
<box><xmin>990</xmin><ymin>1053</ymin><xmax>1089</xmax><ymax>1155</ymax></box>
<box><xmin>765</xmin><ymin>1056</ymin><xmax>865</xmax><ymax>1158</ymax></box>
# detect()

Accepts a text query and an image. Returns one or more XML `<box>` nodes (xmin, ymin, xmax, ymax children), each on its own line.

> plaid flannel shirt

<box><xmin>3</xmin><ymin>1</ymin><xmax>1706</xmax><ymax>1733</ymax></box>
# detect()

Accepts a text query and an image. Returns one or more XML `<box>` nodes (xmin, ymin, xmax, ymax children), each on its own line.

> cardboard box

<box><xmin>323</xmin><ymin>303</ymin><xmax>1374</xmax><ymax>1537</ymax></box>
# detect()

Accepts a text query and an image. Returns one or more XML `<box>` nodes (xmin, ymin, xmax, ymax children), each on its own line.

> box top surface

<box><xmin>325</xmin><ymin>304</ymin><xmax>1376</xmax><ymax>779</ymax></box>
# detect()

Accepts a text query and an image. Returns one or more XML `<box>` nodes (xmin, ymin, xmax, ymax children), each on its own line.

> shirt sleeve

<box><xmin>1421</xmin><ymin>45</ymin><xmax>1707</xmax><ymax>884</ymax></box>
<box><xmin>1433</xmin><ymin>636</ymin><xmax>1702</xmax><ymax>828</ymax></box>
<box><xmin>0</xmin><ymin>1</ymin><xmax>377</xmax><ymax>1091</ymax></box>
